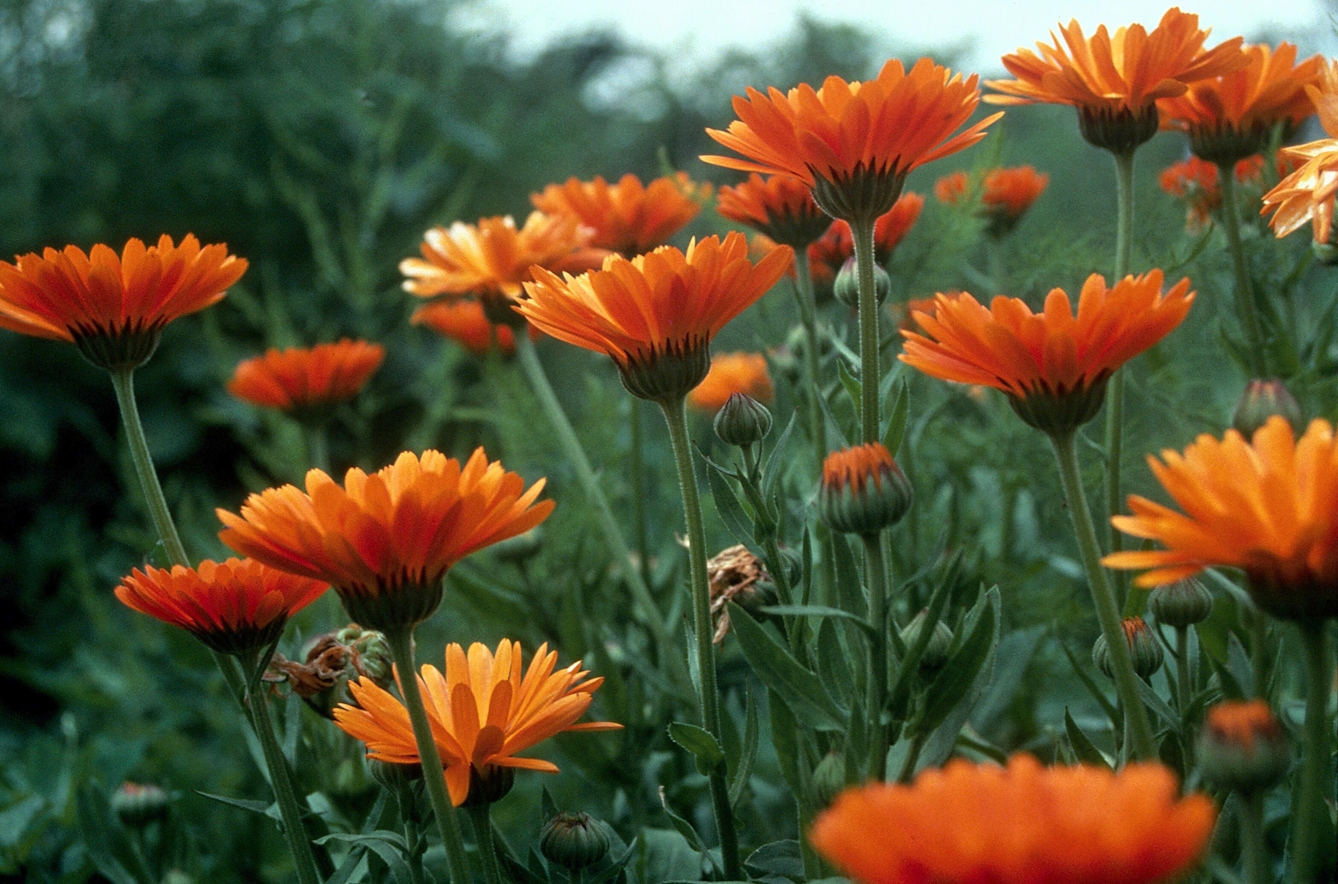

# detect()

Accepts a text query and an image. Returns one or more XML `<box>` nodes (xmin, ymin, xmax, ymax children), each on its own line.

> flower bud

<box><xmin>1313</xmin><ymin>237</ymin><xmax>1338</xmax><ymax>266</ymax></box>
<box><xmin>111</xmin><ymin>782</ymin><xmax>169</xmax><ymax>828</ymax></box>
<box><xmin>834</xmin><ymin>256</ymin><xmax>891</xmax><ymax>309</ymax></box>
<box><xmin>810</xmin><ymin>751</ymin><xmax>848</xmax><ymax>809</ymax></box>
<box><xmin>1149</xmin><ymin>578</ymin><xmax>1213</xmax><ymax>628</ymax></box>
<box><xmin>899</xmin><ymin>609</ymin><xmax>954</xmax><ymax>673</ymax></box>
<box><xmin>368</xmin><ymin>758</ymin><xmax>423</xmax><ymax>791</ymax></box>
<box><xmin>539</xmin><ymin>811</ymin><xmax>613</xmax><ymax>871</ymax></box>
<box><xmin>1092</xmin><ymin>617</ymin><xmax>1163</xmax><ymax>680</ymax></box>
<box><xmin>819</xmin><ymin>443</ymin><xmax>912</xmax><ymax>536</ymax></box>
<box><xmin>1231</xmin><ymin>379</ymin><xmax>1302</xmax><ymax>438</ymax></box>
<box><xmin>1199</xmin><ymin>700</ymin><xmax>1290</xmax><ymax>794</ymax></box>
<box><xmin>715</xmin><ymin>392</ymin><xmax>773</xmax><ymax>448</ymax></box>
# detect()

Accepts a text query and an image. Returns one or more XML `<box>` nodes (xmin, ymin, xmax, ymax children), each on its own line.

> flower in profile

<box><xmin>1104</xmin><ymin>416</ymin><xmax>1338</xmax><ymax>621</ymax></box>
<box><xmin>1160</xmin><ymin>154</ymin><xmax>1266</xmax><ymax>232</ymax></box>
<box><xmin>412</xmin><ymin>300</ymin><xmax>535</xmax><ymax>356</ymax></box>
<box><xmin>818</xmin><ymin>442</ymin><xmax>913</xmax><ymax>536</ymax></box>
<box><xmin>115</xmin><ymin>558</ymin><xmax>328</xmax><ymax>657</ymax></box>
<box><xmin>936</xmin><ymin>166</ymin><xmax>1049</xmax><ymax>235</ymax></box>
<box><xmin>531</xmin><ymin>172</ymin><xmax>706</xmax><ymax>256</ymax></box>
<box><xmin>810</xmin><ymin>754</ymin><xmax>1215</xmax><ymax>884</ymax></box>
<box><xmin>217</xmin><ymin>449</ymin><xmax>554</xmax><ymax>630</ymax></box>
<box><xmin>688</xmin><ymin>352</ymin><xmax>774</xmax><ymax>412</ymax></box>
<box><xmin>900</xmin><ymin>271</ymin><xmax>1194</xmax><ymax>435</ymax></box>
<box><xmin>807</xmin><ymin>194</ymin><xmax>925</xmax><ymax>284</ymax></box>
<box><xmin>0</xmin><ymin>234</ymin><xmax>247</xmax><ymax>371</ymax></box>
<box><xmin>716</xmin><ymin>174</ymin><xmax>830</xmax><ymax>249</ymax></box>
<box><xmin>987</xmin><ymin>9</ymin><xmax>1245</xmax><ymax>154</ymax></box>
<box><xmin>333</xmin><ymin>640</ymin><xmax>620</xmax><ymax>806</ymax></box>
<box><xmin>518</xmin><ymin>232</ymin><xmax>792</xmax><ymax>403</ymax></box>
<box><xmin>1199</xmin><ymin>699</ymin><xmax>1290</xmax><ymax>793</ymax></box>
<box><xmin>1262</xmin><ymin>60</ymin><xmax>1338</xmax><ymax>243</ymax></box>
<box><xmin>703</xmin><ymin>59</ymin><xmax>1000</xmax><ymax>223</ymax></box>
<box><xmin>228</xmin><ymin>339</ymin><xmax>385</xmax><ymax>420</ymax></box>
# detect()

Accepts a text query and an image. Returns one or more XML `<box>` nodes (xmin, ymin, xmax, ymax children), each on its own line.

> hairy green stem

<box><xmin>1239</xmin><ymin>790</ymin><xmax>1269</xmax><ymax>884</ymax></box>
<box><xmin>109</xmin><ymin>368</ymin><xmax>190</xmax><ymax>567</ymax></box>
<box><xmin>629</xmin><ymin>399</ymin><xmax>651</xmax><ymax>588</ymax></box>
<box><xmin>1104</xmin><ymin>150</ymin><xmax>1136</xmax><ymax>558</ymax></box>
<box><xmin>467</xmin><ymin>804</ymin><xmax>504</xmax><ymax>884</ymax></box>
<box><xmin>791</xmin><ymin>249</ymin><xmax>827</xmax><ymax>459</ymax></box>
<box><xmin>1175</xmin><ymin>626</ymin><xmax>1193</xmax><ymax>718</ymax></box>
<box><xmin>851</xmin><ymin>218</ymin><xmax>881</xmax><ymax>444</ymax></box>
<box><xmin>861</xmin><ymin>533</ymin><xmax>890</xmax><ymax>780</ymax></box>
<box><xmin>304</xmin><ymin>423</ymin><xmax>331</xmax><ymax>476</ymax></box>
<box><xmin>1291</xmin><ymin>625</ymin><xmax>1333</xmax><ymax>884</ymax></box>
<box><xmin>1217</xmin><ymin>165</ymin><xmax>1268</xmax><ymax>377</ymax></box>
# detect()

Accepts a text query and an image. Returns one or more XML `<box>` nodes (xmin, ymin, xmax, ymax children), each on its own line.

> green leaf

<box><xmin>728</xmin><ymin>603</ymin><xmax>846</xmax><ymax>731</ymax></box>
<box><xmin>194</xmin><ymin>790</ymin><xmax>277</xmax><ymax>820</ymax></box>
<box><xmin>917</xmin><ymin>587</ymin><xmax>998</xmax><ymax>734</ymax></box>
<box><xmin>1064</xmin><ymin>707</ymin><xmax>1112</xmax><ymax>769</ymax></box>
<box><xmin>830</xmin><ymin>533</ymin><xmax>864</xmax><ymax>618</ymax></box>
<box><xmin>759</xmin><ymin>605</ymin><xmax>875</xmax><ymax>635</ymax></box>
<box><xmin>1059</xmin><ymin>640</ymin><xmax>1119</xmax><ymax>726</ymax></box>
<box><xmin>886</xmin><ymin>569</ymin><xmax>956</xmax><ymax>722</ymax></box>
<box><xmin>657</xmin><ymin>796</ymin><xmax>720</xmax><ymax>878</ymax></box>
<box><xmin>316</xmin><ymin>832</ymin><xmax>413</xmax><ymax>884</ymax></box>
<box><xmin>745</xmin><ymin>840</ymin><xmax>805</xmax><ymax>882</ymax></box>
<box><xmin>667</xmin><ymin>722</ymin><xmax>725</xmax><ymax>776</ymax></box>
<box><xmin>761</xmin><ymin>411</ymin><xmax>798</xmax><ymax>502</ymax></box>
<box><xmin>728</xmin><ymin>690</ymin><xmax>760</xmax><ymax>807</ymax></box>
<box><xmin>706</xmin><ymin>466</ymin><xmax>756</xmax><ymax>550</ymax></box>
<box><xmin>767</xmin><ymin>688</ymin><xmax>803</xmax><ymax>800</ymax></box>
<box><xmin>1134</xmin><ymin>677</ymin><xmax>1182</xmax><ymax>735</ymax></box>
<box><xmin>837</xmin><ymin>357</ymin><xmax>862</xmax><ymax>423</ymax></box>
<box><xmin>881</xmin><ymin>377</ymin><xmax>909</xmax><ymax>456</ymax></box>
<box><xmin>815</xmin><ymin>618</ymin><xmax>857</xmax><ymax>709</ymax></box>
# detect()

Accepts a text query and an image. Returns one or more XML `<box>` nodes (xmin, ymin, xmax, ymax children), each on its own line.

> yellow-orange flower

<box><xmin>900</xmin><ymin>271</ymin><xmax>1194</xmax><ymax>434</ymax></box>
<box><xmin>531</xmin><ymin>172</ymin><xmax>706</xmax><ymax>256</ymax></box>
<box><xmin>0</xmin><ymin>234</ymin><xmax>247</xmax><ymax>370</ymax></box>
<box><xmin>115</xmin><ymin>558</ymin><xmax>327</xmax><ymax>656</ymax></box>
<box><xmin>518</xmin><ymin>232</ymin><xmax>792</xmax><ymax>403</ymax></box>
<box><xmin>412</xmin><ymin>300</ymin><xmax>535</xmax><ymax>356</ymax></box>
<box><xmin>1262</xmin><ymin>60</ymin><xmax>1338</xmax><ymax>243</ymax></box>
<box><xmin>716</xmin><ymin>174</ymin><xmax>830</xmax><ymax>249</ymax></box>
<box><xmin>334</xmin><ymin>640</ymin><xmax>620</xmax><ymax>806</ymax></box>
<box><xmin>687</xmin><ymin>352</ymin><xmax>774</xmax><ymax>412</ymax></box>
<box><xmin>703</xmin><ymin>58</ymin><xmax>1000</xmax><ymax>222</ymax></box>
<box><xmin>1105</xmin><ymin>416</ymin><xmax>1338</xmax><ymax>621</ymax></box>
<box><xmin>228</xmin><ymin>339</ymin><xmax>384</xmax><ymax>415</ymax></box>
<box><xmin>217</xmin><ymin>449</ymin><xmax>554</xmax><ymax>630</ymax></box>
<box><xmin>810</xmin><ymin>754</ymin><xmax>1215</xmax><ymax>884</ymax></box>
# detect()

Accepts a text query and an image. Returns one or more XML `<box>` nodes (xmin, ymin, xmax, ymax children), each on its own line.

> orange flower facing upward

<box><xmin>115</xmin><ymin>558</ymin><xmax>328</xmax><ymax>656</ymax></box>
<box><xmin>716</xmin><ymin>174</ymin><xmax>830</xmax><ymax>249</ymax></box>
<box><xmin>412</xmin><ymin>300</ymin><xmax>535</xmax><ymax>356</ymax></box>
<box><xmin>228</xmin><ymin>339</ymin><xmax>385</xmax><ymax>417</ymax></box>
<box><xmin>1104</xmin><ymin>416</ymin><xmax>1338</xmax><ymax>621</ymax></box>
<box><xmin>703</xmin><ymin>58</ymin><xmax>1000</xmax><ymax>222</ymax></box>
<box><xmin>810</xmin><ymin>754</ymin><xmax>1215</xmax><ymax>884</ymax></box>
<box><xmin>217</xmin><ymin>449</ymin><xmax>554</xmax><ymax>630</ymax></box>
<box><xmin>900</xmin><ymin>271</ymin><xmax>1194</xmax><ymax>434</ymax></box>
<box><xmin>687</xmin><ymin>352</ymin><xmax>774</xmax><ymax>412</ymax></box>
<box><xmin>1262</xmin><ymin>61</ymin><xmax>1338</xmax><ymax>243</ymax></box>
<box><xmin>0</xmin><ymin>234</ymin><xmax>247</xmax><ymax>371</ymax></box>
<box><xmin>518</xmin><ymin>232</ymin><xmax>792</xmax><ymax>403</ymax></box>
<box><xmin>935</xmin><ymin>166</ymin><xmax>1049</xmax><ymax>235</ymax></box>
<box><xmin>334</xmin><ymin>640</ymin><xmax>620</xmax><ymax>806</ymax></box>
<box><xmin>531</xmin><ymin>172</ymin><xmax>706</xmax><ymax>256</ymax></box>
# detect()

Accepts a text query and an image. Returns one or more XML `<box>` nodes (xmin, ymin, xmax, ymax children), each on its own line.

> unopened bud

<box><xmin>819</xmin><ymin>443</ymin><xmax>912</xmax><ymax>536</ymax></box>
<box><xmin>1231</xmin><ymin>379</ymin><xmax>1302</xmax><ymax>438</ymax></box>
<box><xmin>1092</xmin><ymin>617</ymin><xmax>1163</xmax><ymax>680</ymax></box>
<box><xmin>810</xmin><ymin>751</ymin><xmax>848</xmax><ymax>809</ymax></box>
<box><xmin>715</xmin><ymin>392</ymin><xmax>773</xmax><ymax>448</ymax></box>
<box><xmin>111</xmin><ymin>782</ymin><xmax>169</xmax><ymax>827</ymax></box>
<box><xmin>539</xmin><ymin>811</ymin><xmax>613</xmax><ymax>871</ymax></box>
<box><xmin>834</xmin><ymin>256</ymin><xmax>891</xmax><ymax>309</ymax></box>
<box><xmin>1149</xmin><ymin>578</ymin><xmax>1213</xmax><ymax>628</ymax></box>
<box><xmin>899</xmin><ymin>609</ymin><xmax>954</xmax><ymax>673</ymax></box>
<box><xmin>1199</xmin><ymin>700</ymin><xmax>1290</xmax><ymax>794</ymax></box>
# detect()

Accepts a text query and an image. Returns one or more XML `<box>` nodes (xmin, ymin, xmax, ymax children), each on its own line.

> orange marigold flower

<box><xmin>228</xmin><ymin>339</ymin><xmax>384</xmax><ymax>417</ymax></box>
<box><xmin>900</xmin><ymin>271</ymin><xmax>1194</xmax><ymax>434</ymax></box>
<box><xmin>818</xmin><ymin>442</ymin><xmax>913</xmax><ymax>536</ymax></box>
<box><xmin>115</xmin><ymin>558</ymin><xmax>327</xmax><ymax>656</ymax></box>
<box><xmin>1104</xmin><ymin>416</ymin><xmax>1338</xmax><ymax>621</ymax></box>
<box><xmin>703</xmin><ymin>58</ymin><xmax>1000</xmax><ymax>223</ymax></box>
<box><xmin>986</xmin><ymin>9</ymin><xmax>1246</xmax><ymax>154</ymax></box>
<box><xmin>334</xmin><ymin>639</ymin><xmax>620</xmax><ymax>806</ymax></box>
<box><xmin>518</xmin><ymin>232</ymin><xmax>792</xmax><ymax>403</ymax></box>
<box><xmin>412</xmin><ymin>300</ymin><xmax>536</xmax><ymax>356</ymax></box>
<box><xmin>936</xmin><ymin>167</ymin><xmax>1049</xmax><ymax>235</ymax></box>
<box><xmin>0</xmin><ymin>234</ymin><xmax>247</xmax><ymax>371</ymax></box>
<box><xmin>810</xmin><ymin>754</ymin><xmax>1216</xmax><ymax>884</ymax></box>
<box><xmin>1160</xmin><ymin>155</ymin><xmax>1266</xmax><ymax>232</ymax></box>
<box><xmin>531</xmin><ymin>172</ymin><xmax>705</xmax><ymax>256</ymax></box>
<box><xmin>934</xmin><ymin>171</ymin><xmax>969</xmax><ymax>204</ymax></box>
<box><xmin>217</xmin><ymin>449</ymin><xmax>554</xmax><ymax>631</ymax></box>
<box><xmin>687</xmin><ymin>352</ymin><xmax>774</xmax><ymax>412</ymax></box>
<box><xmin>1199</xmin><ymin>700</ymin><xmax>1290</xmax><ymax>792</ymax></box>
<box><xmin>716</xmin><ymin>173</ymin><xmax>830</xmax><ymax>249</ymax></box>
<box><xmin>1262</xmin><ymin>61</ymin><xmax>1338</xmax><ymax>243</ymax></box>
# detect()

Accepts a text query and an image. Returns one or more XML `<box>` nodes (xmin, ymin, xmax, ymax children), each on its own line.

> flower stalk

<box><xmin>1217</xmin><ymin>164</ymin><xmax>1269</xmax><ymax>376</ymax></box>
<box><xmin>467</xmin><ymin>804</ymin><xmax>505</xmax><ymax>884</ymax></box>
<box><xmin>790</xmin><ymin>248</ymin><xmax>827</xmax><ymax>458</ymax></box>
<box><xmin>851</xmin><ymin>217</ymin><xmax>882</xmax><ymax>444</ymax></box>
<box><xmin>109</xmin><ymin>368</ymin><xmax>190</xmax><ymax>569</ymax></box>
<box><xmin>861</xmin><ymin>533</ymin><xmax>890</xmax><ymax>780</ymax></box>
<box><xmin>1290</xmin><ymin>624</ymin><xmax>1334</xmax><ymax>884</ymax></box>
<box><xmin>1103</xmin><ymin>150</ymin><xmax>1135</xmax><ymax>556</ymax></box>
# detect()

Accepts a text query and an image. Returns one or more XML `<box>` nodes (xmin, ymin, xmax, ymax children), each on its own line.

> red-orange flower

<box><xmin>217</xmin><ymin>449</ymin><xmax>554</xmax><ymax>630</ymax></box>
<box><xmin>531</xmin><ymin>172</ymin><xmax>706</xmax><ymax>256</ymax></box>
<box><xmin>1262</xmin><ymin>61</ymin><xmax>1338</xmax><ymax>243</ymax></box>
<box><xmin>818</xmin><ymin>442</ymin><xmax>913</xmax><ymax>536</ymax></box>
<box><xmin>900</xmin><ymin>271</ymin><xmax>1194</xmax><ymax>434</ymax></box>
<box><xmin>1104</xmin><ymin>416</ymin><xmax>1338</xmax><ymax>621</ymax></box>
<box><xmin>687</xmin><ymin>352</ymin><xmax>774</xmax><ymax>411</ymax></box>
<box><xmin>1160</xmin><ymin>155</ymin><xmax>1266</xmax><ymax>232</ymax></box>
<box><xmin>228</xmin><ymin>339</ymin><xmax>384</xmax><ymax>415</ymax></box>
<box><xmin>703</xmin><ymin>58</ymin><xmax>1000</xmax><ymax>222</ymax></box>
<box><xmin>936</xmin><ymin>167</ymin><xmax>1049</xmax><ymax>234</ymax></box>
<box><xmin>412</xmin><ymin>300</ymin><xmax>536</xmax><ymax>356</ymax></box>
<box><xmin>115</xmin><ymin>558</ymin><xmax>327</xmax><ymax>656</ymax></box>
<box><xmin>716</xmin><ymin>174</ymin><xmax>829</xmax><ymax>249</ymax></box>
<box><xmin>810</xmin><ymin>754</ymin><xmax>1216</xmax><ymax>884</ymax></box>
<box><xmin>334</xmin><ymin>640</ymin><xmax>620</xmax><ymax>806</ymax></box>
<box><xmin>518</xmin><ymin>232</ymin><xmax>792</xmax><ymax>403</ymax></box>
<box><xmin>807</xmin><ymin>194</ymin><xmax>924</xmax><ymax>284</ymax></box>
<box><xmin>0</xmin><ymin>234</ymin><xmax>247</xmax><ymax>370</ymax></box>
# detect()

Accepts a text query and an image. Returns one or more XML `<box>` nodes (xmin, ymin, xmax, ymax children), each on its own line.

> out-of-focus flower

<box><xmin>716</xmin><ymin>174</ymin><xmax>830</xmax><ymax>249</ymax></box>
<box><xmin>532</xmin><ymin>172</ymin><xmax>707</xmax><ymax>256</ymax></box>
<box><xmin>935</xmin><ymin>166</ymin><xmax>1049</xmax><ymax>235</ymax></box>
<box><xmin>1262</xmin><ymin>60</ymin><xmax>1338</xmax><ymax>242</ymax></box>
<box><xmin>1199</xmin><ymin>700</ymin><xmax>1290</xmax><ymax>793</ymax></box>
<box><xmin>412</xmin><ymin>300</ymin><xmax>535</xmax><ymax>356</ymax></box>
<box><xmin>687</xmin><ymin>352</ymin><xmax>774</xmax><ymax>412</ymax></box>
<box><xmin>1160</xmin><ymin>154</ymin><xmax>1267</xmax><ymax>232</ymax></box>
<box><xmin>806</xmin><ymin>194</ymin><xmax>924</xmax><ymax>284</ymax></box>
<box><xmin>228</xmin><ymin>339</ymin><xmax>384</xmax><ymax>418</ymax></box>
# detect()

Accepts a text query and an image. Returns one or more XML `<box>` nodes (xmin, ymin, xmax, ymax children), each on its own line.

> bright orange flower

<box><xmin>0</xmin><ymin>234</ymin><xmax>247</xmax><ymax>370</ymax></box>
<box><xmin>1104</xmin><ymin>416</ymin><xmax>1338</xmax><ymax>621</ymax></box>
<box><xmin>934</xmin><ymin>171</ymin><xmax>969</xmax><ymax>205</ymax></box>
<box><xmin>810</xmin><ymin>754</ymin><xmax>1215</xmax><ymax>884</ymax></box>
<box><xmin>518</xmin><ymin>232</ymin><xmax>792</xmax><ymax>403</ymax></box>
<box><xmin>1262</xmin><ymin>61</ymin><xmax>1338</xmax><ymax>243</ymax></box>
<box><xmin>818</xmin><ymin>442</ymin><xmax>913</xmax><ymax>536</ymax></box>
<box><xmin>531</xmin><ymin>172</ymin><xmax>706</xmax><ymax>256</ymax></box>
<box><xmin>716</xmin><ymin>174</ymin><xmax>830</xmax><ymax>249</ymax></box>
<box><xmin>334</xmin><ymin>639</ymin><xmax>620</xmax><ymax>806</ymax></box>
<box><xmin>687</xmin><ymin>352</ymin><xmax>774</xmax><ymax>411</ymax></box>
<box><xmin>703</xmin><ymin>58</ymin><xmax>1000</xmax><ymax>222</ymax></box>
<box><xmin>412</xmin><ymin>300</ymin><xmax>535</xmax><ymax>356</ymax></box>
<box><xmin>1160</xmin><ymin>154</ymin><xmax>1266</xmax><ymax>232</ymax></box>
<box><xmin>115</xmin><ymin>558</ymin><xmax>327</xmax><ymax>656</ymax></box>
<box><xmin>900</xmin><ymin>271</ymin><xmax>1194</xmax><ymax>434</ymax></box>
<box><xmin>987</xmin><ymin>9</ymin><xmax>1246</xmax><ymax>153</ymax></box>
<box><xmin>217</xmin><ymin>449</ymin><xmax>554</xmax><ymax>630</ymax></box>
<box><xmin>936</xmin><ymin>167</ymin><xmax>1049</xmax><ymax>234</ymax></box>
<box><xmin>228</xmin><ymin>339</ymin><xmax>384</xmax><ymax>415</ymax></box>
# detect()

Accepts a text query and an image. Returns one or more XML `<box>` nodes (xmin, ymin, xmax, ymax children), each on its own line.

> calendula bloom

<box><xmin>1199</xmin><ymin>700</ymin><xmax>1290</xmax><ymax>792</ymax></box>
<box><xmin>218</xmin><ymin>449</ymin><xmax>554</xmax><ymax>630</ymax></box>
<box><xmin>412</xmin><ymin>300</ymin><xmax>534</xmax><ymax>356</ymax></box>
<box><xmin>1160</xmin><ymin>155</ymin><xmax>1266</xmax><ymax>232</ymax></box>
<box><xmin>687</xmin><ymin>352</ymin><xmax>774</xmax><ymax>412</ymax></box>
<box><xmin>987</xmin><ymin>9</ymin><xmax>1245</xmax><ymax>154</ymax></box>
<box><xmin>703</xmin><ymin>58</ymin><xmax>1000</xmax><ymax>222</ymax></box>
<box><xmin>818</xmin><ymin>442</ymin><xmax>913</xmax><ymax>536</ymax></box>
<box><xmin>1262</xmin><ymin>61</ymin><xmax>1338</xmax><ymax>243</ymax></box>
<box><xmin>935</xmin><ymin>166</ymin><xmax>1049</xmax><ymax>235</ymax></box>
<box><xmin>518</xmin><ymin>232</ymin><xmax>792</xmax><ymax>403</ymax></box>
<box><xmin>334</xmin><ymin>640</ymin><xmax>620</xmax><ymax>806</ymax></box>
<box><xmin>228</xmin><ymin>339</ymin><xmax>385</xmax><ymax>418</ymax></box>
<box><xmin>807</xmin><ymin>194</ymin><xmax>925</xmax><ymax>284</ymax></box>
<box><xmin>1105</xmin><ymin>416</ymin><xmax>1338</xmax><ymax>621</ymax></box>
<box><xmin>531</xmin><ymin>172</ymin><xmax>706</xmax><ymax>256</ymax></box>
<box><xmin>0</xmin><ymin>234</ymin><xmax>247</xmax><ymax>371</ymax></box>
<box><xmin>115</xmin><ymin>558</ymin><xmax>328</xmax><ymax>657</ymax></box>
<box><xmin>900</xmin><ymin>271</ymin><xmax>1194</xmax><ymax>434</ymax></box>
<box><xmin>716</xmin><ymin>174</ymin><xmax>830</xmax><ymax>249</ymax></box>
<box><xmin>810</xmin><ymin>754</ymin><xmax>1215</xmax><ymax>884</ymax></box>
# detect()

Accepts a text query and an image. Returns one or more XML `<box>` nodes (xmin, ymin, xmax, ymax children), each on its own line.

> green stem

<box><xmin>1290</xmin><ymin>624</ymin><xmax>1333</xmax><ymax>884</ymax></box>
<box><xmin>791</xmin><ymin>250</ymin><xmax>827</xmax><ymax>459</ymax></box>
<box><xmin>1049</xmin><ymin>431</ymin><xmax>1158</xmax><ymax>761</ymax></box>
<box><xmin>1218</xmin><ymin>165</ymin><xmax>1268</xmax><ymax>377</ymax></box>
<box><xmin>1104</xmin><ymin>150</ymin><xmax>1136</xmax><ymax>558</ymax></box>
<box><xmin>467</xmin><ymin>804</ymin><xmax>505</xmax><ymax>884</ymax></box>
<box><xmin>1175</xmin><ymin>626</ymin><xmax>1193</xmax><ymax>719</ymax></box>
<box><xmin>860</xmin><ymin>533</ymin><xmax>890</xmax><ymax>780</ymax></box>
<box><xmin>629</xmin><ymin>399</ymin><xmax>651</xmax><ymax>588</ymax></box>
<box><xmin>1113</xmin><ymin>150</ymin><xmax>1136</xmax><ymax>281</ymax></box>
<box><xmin>1239</xmin><ymin>789</ymin><xmax>1270</xmax><ymax>884</ymax></box>
<box><xmin>395</xmin><ymin>783</ymin><xmax>426</xmax><ymax>884</ymax></box>
<box><xmin>1252</xmin><ymin>606</ymin><xmax>1271</xmax><ymax>698</ymax></box>
<box><xmin>895</xmin><ymin>732</ymin><xmax>925</xmax><ymax>785</ymax></box>
<box><xmin>851</xmin><ymin>218</ymin><xmax>881</xmax><ymax>444</ymax></box>
<box><xmin>384</xmin><ymin>627</ymin><xmax>473</xmax><ymax>884</ymax></box>
<box><xmin>109</xmin><ymin>368</ymin><xmax>189</xmax><ymax>567</ymax></box>
<box><xmin>304</xmin><ymin>423</ymin><xmax>331</xmax><ymax>476</ymax></box>
<box><xmin>658</xmin><ymin>397</ymin><xmax>742</xmax><ymax>880</ymax></box>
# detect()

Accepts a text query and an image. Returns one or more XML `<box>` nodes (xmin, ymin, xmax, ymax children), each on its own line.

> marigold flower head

<box><xmin>228</xmin><ymin>339</ymin><xmax>384</xmax><ymax>419</ymax></box>
<box><xmin>810</xmin><ymin>754</ymin><xmax>1216</xmax><ymax>884</ymax></box>
<box><xmin>115</xmin><ymin>558</ymin><xmax>327</xmax><ymax>656</ymax></box>
<box><xmin>333</xmin><ymin>639</ymin><xmax>620</xmax><ymax>806</ymax></box>
<box><xmin>900</xmin><ymin>271</ymin><xmax>1194</xmax><ymax>435</ymax></box>
<box><xmin>217</xmin><ymin>449</ymin><xmax>554</xmax><ymax>630</ymax></box>
<box><xmin>819</xmin><ymin>442</ymin><xmax>912</xmax><ymax>536</ymax></box>
<box><xmin>531</xmin><ymin>172</ymin><xmax>706</xmax><ymax>256</ymax></box>
<box><xmin>518</xmin><ymin>232</ymin><xmax>792</xmax><ymax>403</ymax></box>
<box><xmin>688</xmin><ymin>352</ymin><xmax>774</xmax><ymax>412</ymax></box>
<box><xmin>716</xmin><ymin>174</ymin><xmax>830</xmax><ymax>249</ymax></box>
<box><xmin>0</xmin><ymin>234</ymin><xmax>247</xmax><ymax>371</ymax></box>
<box><xmin>1160</xmin><ymin>154</ymin><xmax>1266</xmax><ymax>232</ymax></box>
<box><xmin>412</xmin><ymin>300</ymin><xmax>535</xmax><ymax>356</ymax></box>
<box><xmin>703</xmin><ymin>58</ymin><xmax>1000</xmax><ymax>223</ymax></box>
<box><xmin>1105</xmin><ymin>416</ymin><xmax>1338</xmax><ymax>621</ymax></box>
